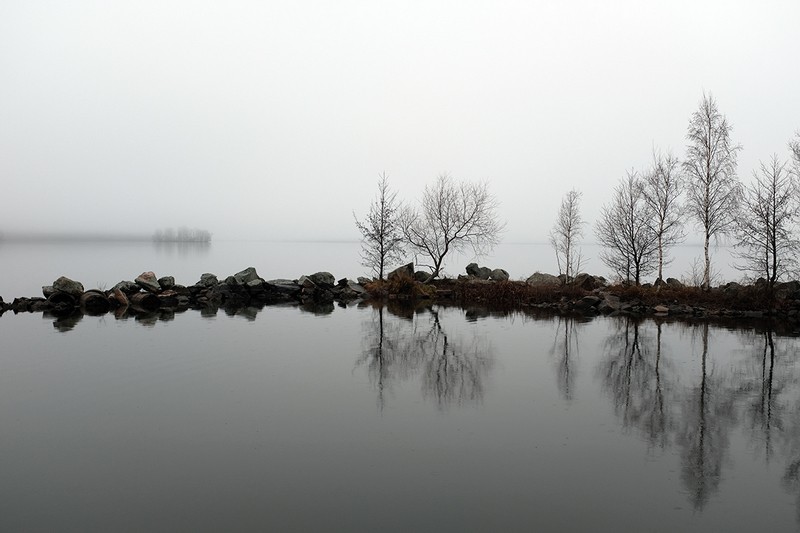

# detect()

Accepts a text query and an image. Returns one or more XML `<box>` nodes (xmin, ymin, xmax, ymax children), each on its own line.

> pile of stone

<box><xmin>0</xmin><ymin>267</ymin><xmax>367</xmax><ymax>316</ymax></box>
<box><xmin>461</xmin><ymin>263</ymin><xmax>510</xmax><ymax>281</ymax></box>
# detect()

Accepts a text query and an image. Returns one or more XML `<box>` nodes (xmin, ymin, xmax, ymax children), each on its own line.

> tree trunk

<box><xmin>703</xmin><ymin>234</ymin><xmax>711</xmax><ymax>291</ymax></box>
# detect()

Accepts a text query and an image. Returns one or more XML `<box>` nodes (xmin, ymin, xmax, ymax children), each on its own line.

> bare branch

<box><xmin>400</xmin><ymin>174</ymin><xmax>505</xmax><ymax>282</ymax></box>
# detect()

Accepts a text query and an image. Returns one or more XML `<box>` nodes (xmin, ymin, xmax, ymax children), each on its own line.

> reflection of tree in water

<box><xmin>735</xmin><ymin>329</ymin><xmax>790</xmax><ymax>462</ymax></box>
<box><xmin>548</xmin><ymin>316</ymin><xmax>585</xmax><ymax>402</ymax></box>
<box><xmin>675</xmin><ymin>322</ymin><xmax>736</xmax><ymax>511</ymax></box>
<box><xmin>732</xmin><ymin>328</ymin><xmax>800</xmax><ymax>523</ymax></box>
<box><xmin>357</xmin><ymin>303</ymin><xmax>493</xmax><ymax>410</ymax></box>
<box><xmin>599</xmin><ymin>317</ymin><xmax>672</xmax><ymax>449</ymax></box>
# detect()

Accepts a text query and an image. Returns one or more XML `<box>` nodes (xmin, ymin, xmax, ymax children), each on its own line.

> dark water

<box><xmin>1</xmin><ymin>302</ymin><xmax>798</xmax><ymax>532</ymax></box>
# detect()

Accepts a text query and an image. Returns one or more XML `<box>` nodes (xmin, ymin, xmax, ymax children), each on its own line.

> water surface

<box><xmin>0</xmin><ymin>303</ymin><xmax>798</xmax><ymax>531</ymax></box>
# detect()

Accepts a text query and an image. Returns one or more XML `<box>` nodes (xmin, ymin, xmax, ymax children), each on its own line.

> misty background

<box><xmin>1</xmin><ymin>0</ymin><xmax>799</xmax><ymax>244</ymax></box>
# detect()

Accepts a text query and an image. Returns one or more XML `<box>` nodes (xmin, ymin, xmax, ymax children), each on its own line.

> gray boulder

<box><xmin>158</xmin><ymin>276</ymin><xmax>176</xmax><ymax>290</ymax></box>
<box><xmin>466</xmin><ymin>263</ymin><xmax>481</xmax><ymax>276</ymax></box>
<box><xmin>526</xmin><ymin>272</ymin><xmax>560</xmax><ymax>286</ymax></box>
<box><xmin>197</xmin><ymin>273</ymin><xmax>219</xmax><ymax>287</ymax></box>
<box><xmin>489</xmin><ymin>268</ymin><xmax>509</xmax><ymax>281</ymax></box>
<box><xmin>113</xmin><ymin>280</ymin><xmax>139</xmax><ymax>294</ymax></box>
<box><xmin>666</xmin><ymin>277</ymin><xmax>684</xmax><ymax>288</ymax></box>
<box><xmin>357</xmin><ymin>276</ymin><xmax>372</xmax><ymax>285</ymax></box>
<box><xmin>234</xmin><ymin>267</ymin><xmax>260</xmax><ymax>285</ymax></box>
<box><xmin>135</xmin><ymin>271</ymin><xmax>161</xmax><ymax>294</ymax></box>
<box><xmin>388</xmin><ymin>263</ymin><xmax>414</xmax><ymax>281</ymax></box>
<box><xmin>308</xmin><ymin>272</ymin><xmax>335</xmax><ymax>288</ymax></box>
<box><xmin>53</xmin><ymin>276</ymin><xmax>85</xmax><ymax>298</ymax></box>
<box><xmin>265</xmin><ymin>279</ymin><xmax>302</xmax><ymax>295</ymax></box>
<box><xmin>414</xmin><ymin>271</ymin><xmax>430</xmax><ymax>282</ymax></box>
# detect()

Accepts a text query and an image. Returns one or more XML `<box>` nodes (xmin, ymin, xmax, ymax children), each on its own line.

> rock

<box><xmin>42</xmin><ymin>285</ymin><xmax>56</xmax><ymax>298</ymax></box>
<box><xmin>197</xmin><ymin>273</ymin><xmax>219</xmax><ymax>287</ymax></box>
<box><xmin>298</xmin><ymin>276</ymin><xmax>316</xmax><ymax>289</ymax></box>
<box><xmin>573</xmin><ymin>273</ymin><xmax>599</xmax><ymax>290</ymax></box>
<box><xmin>666</xmin><ymin>278</ymin><xmax>684</xmax><ymax>288</ymax></box>
<box><xmin>526</xmin><ymin>272</ymin><xmax>560</xmax><ymax>286</ymax></box>
<box><xmin>308</xmin><ymin>272</ymin><xmax>335</xmax><ymax>288</ymax></box>
<box><xmin>224</xmin><ymin>275</ymin><xmax>241</xmax><ymax>287</ymax></box>
<box><xmin>265</xmin><ymin>279</ymin><xmax>302</xmax><ymax>296</ymax></box>
<box><xmin>246</xmin><ymin>279</ymin><xmax>266</xmax><ymax>293</ymax></box>
<box><xmin>80</xmin><ymin>290</ymin><xmax>111</xmax><ymax>314</ymax></box>
<box><xmin>489</xmin><ymin>268</ymin><xmax>510</xmax><ymax>282</ymax></box>
<box><xmin>47</xmin><ymin>291</ymin><xmax>76</xmax><ymax>312</ymax></box>
<box><xmin>113</xmin><ymin>280</ymin><xmax>140</xmax><ymax>294</ymax></box>
<box><xmin>475</xmin><ymin>267</ymin><xmax>492</xmax><ymax>280</ymax></box>
<box><xmin>111</xmin><ymin>288</ymin><xmax>129</xmax><ymax>307</ymax></box>
<box><xmin>388</xmin><ymin>263</ymin><xmax>414</xmax><ymax>281</ymax></box>
<box><xmin>574</xmin><ymin>295</ymin><xmax>601</xmax><ymax>310</ymax></box>
<box><xmin>357</xmin><ymin>276</ymin><xmax>372</xmax><ymax>285</ymax></box>
<box><xmin>157</xmin><ymin>290</ymin><xmax>179</xmax><ymax>307</ymax></box>
<box><xmin>414</xmin><ymin>271</ymin><xmax>429</xmax><ymax>282</ymax></box>
<box><xmin>654</xmin><ymin>305</ymin><xmax>669</xmax><ymax>314</ymax></box>
<box><xmin>466</xmin><ymin>263</ymin><xmax>481</xmax><ymax>276</ymax></box>
<box><xmin>234</xmin><ymin>267</ymin><xmax>260</xmax><ymax>285</ymax></box>
<box><xmin>135</xmin><ymin>271</ymin><xmax>161</xmax><ymax>294</ymax></box>
<box><xmin>603</xmin><ymin>293</ymin><xmax>622</xmax><ymax>310</ymax></box>
<box><xmin>130</xmin><ymin>292</ymin><xmax>160</xmax><ymax>310</ymax></box>
<box><xmin>158</xmin><ymin>276</ymin><xmax>175</xmax><ymax>290</ymax></box>
<box><xmin>53</xmin><ymin>276</ymin><xmax>85</xmax><ymax>298</ymax></box>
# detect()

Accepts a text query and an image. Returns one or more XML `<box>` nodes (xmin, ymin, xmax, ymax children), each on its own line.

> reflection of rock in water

<box><xmin>357</xmin><ymin>304</ymin><xmax>494</xmax><ymax>410</ymax></box>
<box><xmin>47</xmin><ymin>310</ymin><xmax>83</xmax><ymax>332</ymax></box>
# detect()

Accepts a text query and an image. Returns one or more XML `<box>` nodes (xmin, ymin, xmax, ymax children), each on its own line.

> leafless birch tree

<box><xmin>642</xmin><ymin>149</ymin><xmax>686</xmax><ymax>281</ymax></box>
<box><xmin>683</xmin><ymin>93</ymin><xmax>742</xmax><ymax>290</ymax></box>
<box><xmin>595</xmin><ymin>171</ymin><xmax>659</xmax><ymax>285</ymax></box>
<box><xmin>790</xmin><ymin>131</ymin><xmax>800</xmax><ymax>176</ymax></box>
<box><xmin>401</xmin><ymin>174</ymin><xmax>504</xmax><ymax>282</ymax></box>
<box><xmin>549</xmin><ymin>189</ymin><xmax>585</xmax><ymax>282</ymax></box>
<box><xmin>734</xmin><ymin>155</ymin><xmax>799</xmax><ymax>290</ymax></box>
<box><xmin>354</xmin><ymin>173</ymin><xmax>405</xmax><ymax>280</ymax></box>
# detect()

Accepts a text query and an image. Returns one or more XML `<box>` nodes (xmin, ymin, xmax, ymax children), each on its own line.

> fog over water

<box><xmin>1</xmin><ymin>1</ymin><xmax>799</xmax><ymax>244</ymax></box>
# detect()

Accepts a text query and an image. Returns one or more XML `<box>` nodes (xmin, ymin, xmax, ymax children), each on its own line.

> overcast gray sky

<box><xmin>1</xmin><ymin>0</ymin><xmax>798</xmax><ymax>243</ymax></box>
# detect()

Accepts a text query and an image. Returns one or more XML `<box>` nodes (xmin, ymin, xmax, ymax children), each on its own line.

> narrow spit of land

<box><xmin>2</xmin><ymin>266</ymin><xmax>800</xmax><ymax>329</ymax></box>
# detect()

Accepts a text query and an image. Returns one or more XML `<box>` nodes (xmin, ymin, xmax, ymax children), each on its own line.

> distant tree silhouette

<box><xmin>400</xmin><ymin>174</ymin><xmax>504</xmax><ymax>282</ymax></box>
<box><xmin>595</xmin><ymin>171</ymin><xmax>659</xmax><ymax>284</ymax></box>
<box><xmin>683</xmin><ymin>93</ymin><xmax>742</xmax><ymax>290</ymax></box>
<box><xmin>354</xmin><ymin>173</ymin><xmax>405</xmax><ymax>280</ymax></box>
<box><xmin>549</xmin><ymin>189</ymin><xmax>586</xmax><ymax>283</ymax></box>
<box><xmin>734</xmin><ymin>155</ymin><xmax>799</xmax><ymax>290</ymax></box>
<box><xmin>642</xmin><ymin>149</ymin><xmax>686</xmax><ymax>282</ymax></box>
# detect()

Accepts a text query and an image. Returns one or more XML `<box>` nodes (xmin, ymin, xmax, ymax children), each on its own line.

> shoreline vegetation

<box><xmin>2</xmin><ymin>262</ymin><xmax>800</xmax><ymax>329</ymax></box>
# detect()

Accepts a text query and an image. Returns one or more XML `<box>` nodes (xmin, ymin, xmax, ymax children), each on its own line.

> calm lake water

<box><xmin>0</xmin><ymin>303</ymin><xmax>798</xmax><ymax>531</ymax></box>
<box><xmin>1</xmin><ymin>240</ymin><xmax>786</xmax><ymax>532</ymax></box>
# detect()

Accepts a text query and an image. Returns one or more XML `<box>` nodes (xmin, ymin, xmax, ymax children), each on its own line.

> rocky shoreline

<box><xmin>2</xmin><ymin>262</ymin><xmax>800</xmax><ymax>325</ymax></box>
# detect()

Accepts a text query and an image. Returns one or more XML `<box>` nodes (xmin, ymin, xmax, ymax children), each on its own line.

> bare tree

<box><xmin>734</xmin><ymin>155</ymin><xmax>799</xmax><ymax>290</ymax></box>
<box><xmin>683</xmin><ymin>93</ymin><xmax>742</xmax><ymax>290</ymax></box>
<box><xmin>790</xmin><ymin>131</ymin><xmax>800</xmax><ymax>177</ymax></box>
<box><xmin>549</xmin><ymin>189</ymin><xmax>586</xmax><ymax>282</ymax></box>
<box><xmin>354</xmin><ymin>173</ymin><xmax>405</xmax><ymax>280</ymax></box>
<box><xmin>642</xmin><ymin>149</ymin><xmax>686</xmax><ymax>281</ymax></box>
<box><xmin>595</xmin><ymin>171</ymin><xmax>659</xmax><ymax>285</ymax></box>
<box><xmin>400</xmin><ymin>174</ymin><xmax>504</xmax><ymax>282</ymax></box>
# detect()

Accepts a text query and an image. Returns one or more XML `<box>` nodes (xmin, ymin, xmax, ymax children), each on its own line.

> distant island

<box><xmin>153</xmin><ymin>228</ymin><xmax>212</xmax><ymax>243</ymax></box>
